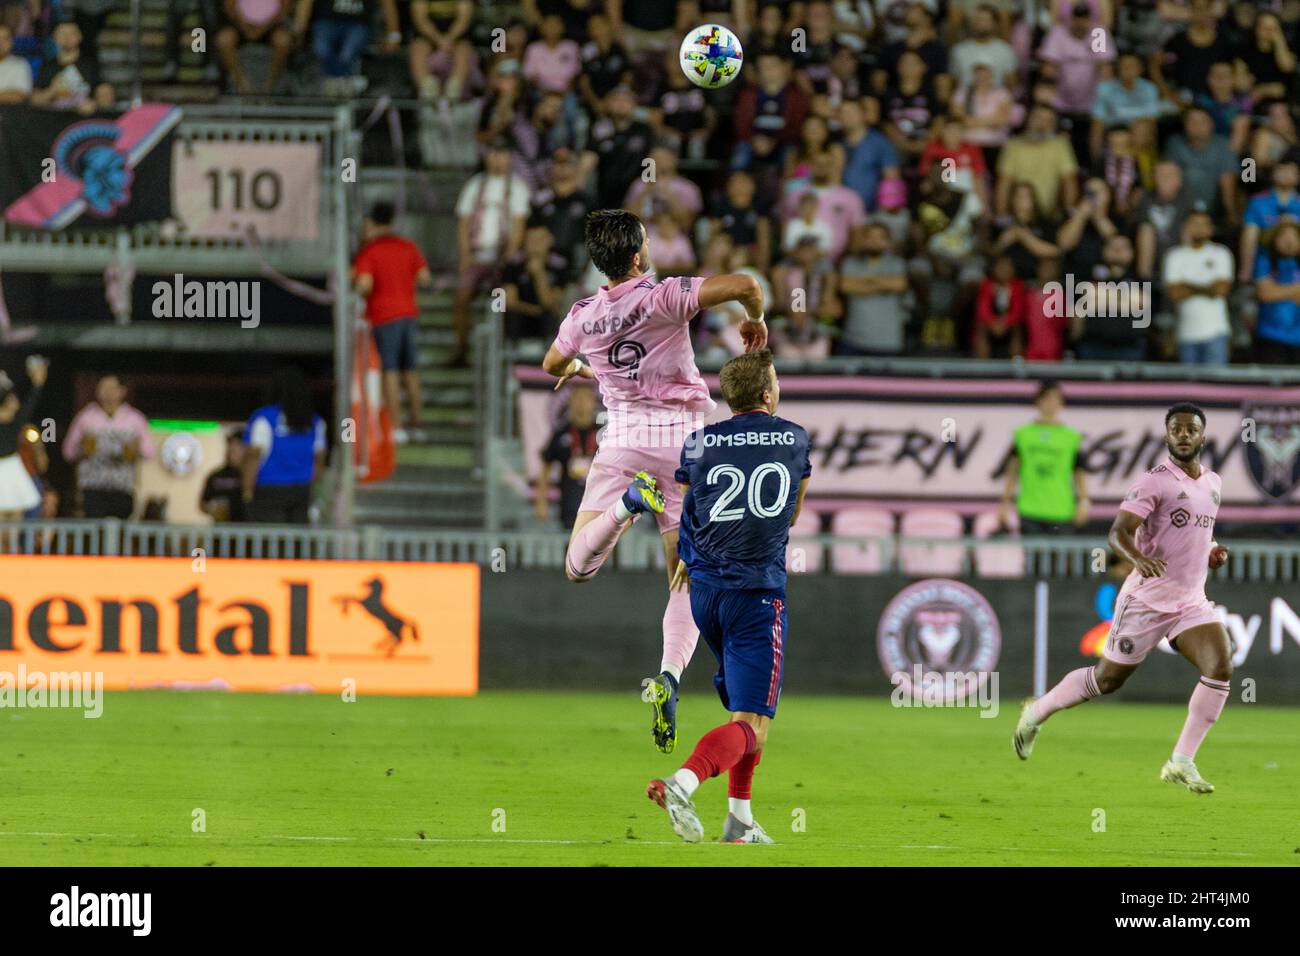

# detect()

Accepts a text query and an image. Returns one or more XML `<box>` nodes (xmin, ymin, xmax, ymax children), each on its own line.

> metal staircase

<box><xmin>352</xmin><ymin>288</ymin><xmax>485</xmax><ymax>528</ymax></box>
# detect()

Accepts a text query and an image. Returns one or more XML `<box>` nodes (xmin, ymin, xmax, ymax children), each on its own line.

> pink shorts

<box><xmin>1103</xmin><ymin>594</ymin><xmax>1222</xmax><ymax>665</ymax></box>
<box><xmin>577</xmin><ymin>435</ymin><xmax>685</xmax><ymax>535</ymax></box>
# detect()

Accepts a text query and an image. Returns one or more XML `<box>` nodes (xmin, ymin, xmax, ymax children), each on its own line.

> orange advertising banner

<box><xmin>0</xmin><ymin>557</ymin><xmax>478</xmax><ymax>695</ymax></box>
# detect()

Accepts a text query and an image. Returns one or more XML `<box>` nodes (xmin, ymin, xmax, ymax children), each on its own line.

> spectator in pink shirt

<box><xmin>63</xmin><ymin>374</ymin><xmax>155</xmax><ymax>519</ymax></box>
<box><xmin>1038</xmin><ymin>3</ymin><xmax>1115</xmax><ymax>163</ymax></box>
<box><xmin>644</xmin><ymin>210</ymin><xmax>697</xmax><ymax>274</ymax></box>
<box><xmin>523</xmin><ymin>13</ymin><xmax>581</xmax><ymax>94</ymax></box>
<box><xmin>780</xmin><ymin>150</ymin><xmax>867</xmax><ymax>260</ymax></box>
<box><xmin>623</xmin><ymin>144</ymin><xmax>704</xmax><ymax>231</ymax></box>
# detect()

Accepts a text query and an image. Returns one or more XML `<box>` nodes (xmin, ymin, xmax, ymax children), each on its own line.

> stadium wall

<box><xmin>481</xmin><ymin>571</ymin><xmax>1300</xmax><ymax>705</ymax></box>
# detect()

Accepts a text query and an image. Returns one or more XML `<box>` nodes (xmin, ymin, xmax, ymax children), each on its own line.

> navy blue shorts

<box><xmin>689</xmin><ymin>581</ymin><xmax>787</xmax><ymax>719</ymax></box>
<box><xmin>371</xmin><ymin>317</ymin><xmax>418</xmax><ymax>371</ymax></box>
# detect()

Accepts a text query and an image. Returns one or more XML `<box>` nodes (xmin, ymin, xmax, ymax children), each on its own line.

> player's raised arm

<box><xmin>698</xmin><ymin>273</ymin><xmax>768</xmax><ymax>351</ymax></box>
<box><xmin>1108</xmin><ymin>509</ymin><xmax>1166</xmax><ymax>578</ymax></box>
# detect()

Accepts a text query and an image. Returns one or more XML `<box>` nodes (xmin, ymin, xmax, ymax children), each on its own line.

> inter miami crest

<box><xmin>1243</xmin><ymin>403</ymin><xmax>1300</xmax><ymax>501</ymax></box>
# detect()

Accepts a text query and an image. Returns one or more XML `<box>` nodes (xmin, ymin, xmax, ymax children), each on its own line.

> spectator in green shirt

<box><xmin>998</xmin><ymin>380</ymin><xmax>1090</xmax><ymax>534</ymax></box>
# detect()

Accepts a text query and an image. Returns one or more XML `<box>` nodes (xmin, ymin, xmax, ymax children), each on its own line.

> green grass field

<box><xmin>2</xmin><ymin>690</ymin><xmax>1296</xmax><ymax>866</ymax></box>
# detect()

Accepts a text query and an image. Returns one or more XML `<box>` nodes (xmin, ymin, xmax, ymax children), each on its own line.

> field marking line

<box><xmin>0</xmin><ymin>832</ymin><xmax>1273</xmax><ymax>859</ymax></box>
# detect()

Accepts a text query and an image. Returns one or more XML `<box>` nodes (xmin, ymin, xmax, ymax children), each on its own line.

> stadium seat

<box><xmin>972</xmin><ymin>510</ymin><xmax>1025</xmax><ymax>579</ymax></box>
<box><xmin>830</xmin><ymin>507</ymin><xmax>895</xmax><ymax>575</ymax></box>
<box><xmin>899</xmin><ymin>508</ymin><xmax>965</xmax><ymax>577</ymax></box>
<box><xmin>786</xmin><ymin>507</ymin><xmax>824</xmax><ymax>574</ymax></box>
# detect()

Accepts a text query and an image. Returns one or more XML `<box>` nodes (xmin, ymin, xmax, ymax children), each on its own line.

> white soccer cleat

<box><xmin>1160</xmin><ymin>757</ymin><xmax>1215</xmax><ymax>794</ymax></box>
<box><xmin>646</xmin><ymin>778</ymin><xmax>704</xmax><ymax>843</ymax></box>
<box><xmin>722</xmin><ymin>813</ymin><xmax>775</xmax><ymax>844</ymax></box>
<box><xmin>1013</xmin><ymin>697</ymin><xmax>1041</xmax><ymax>760</ymax></box>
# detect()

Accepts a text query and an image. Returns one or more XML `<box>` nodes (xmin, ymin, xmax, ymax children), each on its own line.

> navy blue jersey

<box><xmin>675</xmin><ymin>411</ymin><xmax>812</xmax><ymax>590</ymax></box>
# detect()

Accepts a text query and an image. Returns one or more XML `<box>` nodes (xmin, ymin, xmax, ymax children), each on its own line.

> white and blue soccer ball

<box><xmin>678</xmin><ymin>24</ymin><xmax>744</xmax><ymax>90</ymax></box>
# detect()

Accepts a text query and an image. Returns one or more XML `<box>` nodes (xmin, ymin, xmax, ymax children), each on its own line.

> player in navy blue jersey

<box><xmin>645</xmin><ymin>348</ymin><xmax>812</xmax><ymax>844</ymax></box>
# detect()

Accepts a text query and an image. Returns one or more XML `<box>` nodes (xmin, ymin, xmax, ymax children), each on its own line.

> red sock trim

<box><xmin>736</xmin><ymin>719</ymin><xmax>757</xmax><ymax>754</ymax></box>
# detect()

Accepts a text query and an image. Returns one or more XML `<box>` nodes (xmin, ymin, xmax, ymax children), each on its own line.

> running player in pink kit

<box><xmin>542</xmin><ymin>209</ymin><xmax>768</xmax><ymax>753</ymax></box>
<box><xmin>1014</xmin><ymin>404</ymin><xmax>1233</xmax><ymax>793</ymax></box>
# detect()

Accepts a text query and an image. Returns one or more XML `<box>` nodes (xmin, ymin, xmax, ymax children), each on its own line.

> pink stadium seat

<box><xmin>972</xmin><ymin>510</ymin><xmax>1025</xmax><ymax>579</ymax></box>
<box><xmin>899</xmin><ymin>508</ymin><xmax>965</xmax><ymax>577</ymax></box>
<box><xmin>786</xmin><ymin>507</ymin><xmax>824</xmax><ymax>574</ymax></box>
<box><xmin>830</xmin><ymin>508</ymin><xmax>895</xmax><ymax>575</ymax></box>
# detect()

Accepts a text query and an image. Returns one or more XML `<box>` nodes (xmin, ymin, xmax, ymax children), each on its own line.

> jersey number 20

<box><xmin>706</xmin><ymin>462</ymin><xmax>792</xmax><ymax>522</ymax></box>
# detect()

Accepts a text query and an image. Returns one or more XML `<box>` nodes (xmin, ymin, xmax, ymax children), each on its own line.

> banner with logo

<box><xmin>480</xmin><ymin>569</ymin><xmax>1300</xmax><ymax>702</ymax></box>
<box><xmin>171</xmin><ymin>140</ymin><xmax>321</xmax><ymax>241</ymax></box>
<box><xmin>514</xmin><ymin>368</ymin><xmax>1300</xmax><ymax>523</ymax></box>
<box><xmin>0</xmin><ymin>103</ymin><xmax>181</xmax><ymax>229</ymax></box>
<box><xmin>0</xmin><ymin>557</ymin><xmax>478</xmax><ymax>695</ymax></box>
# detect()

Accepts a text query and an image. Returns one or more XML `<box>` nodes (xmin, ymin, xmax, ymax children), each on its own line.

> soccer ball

<box><xmin>678</xmin><ymin>24</ymin><xmax>744</xmax><ymax>90</ymax></box>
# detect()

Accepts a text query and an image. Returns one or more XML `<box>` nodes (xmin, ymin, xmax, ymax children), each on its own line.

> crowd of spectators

<box><xmin>440</xmin><ymin>0</ymin><xmax>1300</xmax><ymax>366</ymax></box>
<box><xmin>4</xmin><ymin>1</ymin><xmax>1300</xmax><ymax>365</ymax></box>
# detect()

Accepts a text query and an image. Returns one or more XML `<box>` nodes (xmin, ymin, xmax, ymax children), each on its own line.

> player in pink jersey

<box><xmin>1014</xmin><ymin>403</ymin><xmax>1234</xmax><ymax>793</ymax></box>
<box><xmin>542</xmin><ymin>209</ymin><xmax>768</xmax><ymax>753</ymax></box>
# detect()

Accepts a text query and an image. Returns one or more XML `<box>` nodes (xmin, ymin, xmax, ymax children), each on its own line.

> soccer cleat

<box><xmin>1160</xmin><ymin>757</ymin><xmax>1215</xmax><ymax>794</ymax></box>
<box><xmin>722</xmin><ymin>813</ymin><xmax>775</xmax><ymax>844</ymax></box>
<box><xmin>646</xmin><ymin>778</ymin><xmax>704</xmax><ymax>843</ymax></box>
<box><xmin>641</xmin><ymin>672</ymin><xmax>679</xmax><ymax>754</ymax></box>
<box><xmin>622</xmin><ymin>471</ymin><xmax>666</xmax><ymax>516</ymax></box>
<box><xmin>1013</xmin><ymin>697</ymin><xmax>1041</xmax><ymax>760</ymax></box>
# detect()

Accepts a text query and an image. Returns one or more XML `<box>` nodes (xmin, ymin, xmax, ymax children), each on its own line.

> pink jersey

<box><xmin>553</xmin><ymin>273</ymin><xmax>715</xmax><ymax>430</ymax></box>
<box><xmin>1116</xmin><ymin>456</ymin><xmax>1222</xmax><ymax>612</ymax></box>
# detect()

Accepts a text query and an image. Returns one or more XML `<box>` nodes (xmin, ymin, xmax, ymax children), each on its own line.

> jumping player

<box><xmin>542</xmin><ymin>209</ymin><xmax>768</xmax><ymax>753</ymax></box>
<box><xmin>647</xmin><ymin>349</ymin><xmax>810</xmax><ymax>843</ymax></box>
<box><xmin>1014</xmin><ymin>403</ymin><xmax>1233</xmax><ymax>793</ymax></box>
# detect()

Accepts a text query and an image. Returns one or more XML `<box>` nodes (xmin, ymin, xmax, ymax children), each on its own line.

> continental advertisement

<box><xmin>0</xmin><ymin>557</ymin><xmax>479</xmax><ymax>695</ymax></box>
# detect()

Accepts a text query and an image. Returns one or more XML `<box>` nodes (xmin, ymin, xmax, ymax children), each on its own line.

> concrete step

<box><xmin>395</xmin><ymin>443</ymin><xmax>475</xmax><ymax>468</ymax></box>
<box><xmin>353</xmin><ymin>502</ymin><xmax>483</xmax><ymax>528</ymax></box>
<box><xmin>415</xmin><ymin>365</ymin><xmax>473</xmax><ymax>387</ymax></box>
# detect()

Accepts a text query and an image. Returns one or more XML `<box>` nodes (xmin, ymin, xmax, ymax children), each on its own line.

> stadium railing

<box><xmin>3</xmin><ymin>519</ymin><xmax>1299</xmax><ymax>582</ymax></box>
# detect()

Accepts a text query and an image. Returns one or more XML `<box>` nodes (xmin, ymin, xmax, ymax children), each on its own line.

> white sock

<box><xmin>660</xmin><ymin>662</ymin><xmax>682</xmax><ymax>682</ymax></box>
<box><xmin>729</xmin><ymin>797</ymin><xmax>753</xmax><ymax>825</ymax></box>
<box><xmin>671</xmin><ymin>768</ymin><xmax>699</xmax><ymax>797</ymax></box>
<box><xmin>1172</xmin><ymin>751</ymin><xmax>1193</xmax><ymax>763</ymax></box>
<box><xmin>613</xmin><ymin>498</ymin><xmax>633</xmax><ymax>522</ymax></box>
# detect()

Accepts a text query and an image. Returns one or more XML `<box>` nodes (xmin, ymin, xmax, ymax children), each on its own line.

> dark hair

<box><xmin>369</xmin><ymin>201</ymin><xmax>395</xmax><ymax>226</ymax></box>
<box><xmin>1271</xmin><ymin>220</ymin><xmax>1300</xmax><ymax>252</ymax></box>
<box><xmin>1166</xmin><ymin>402</ymin><xmax>1207</xmax><ymax>428</ymax></box>
<box><xmin>720</xmin><ymin>348</ymin><xmax>775</xmax><ymax>412</ymax></box>
<box><xmin>273</xmin><ymin>366</ymin><xmax>316</xmax><ymax>433</ymax></box>
<box><xmin>584</xmin><ymin>209</ymin><xmax>644</xmax><ymax>279</ymax></box>
<box><xmin>1035</xmin><ymin>379</ymin><xmax>1062</xmax><ymax>402</ymax></box>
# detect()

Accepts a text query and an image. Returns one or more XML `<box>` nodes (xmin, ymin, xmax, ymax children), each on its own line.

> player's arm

<box><xmin>1108</xmin><ymin>509</ymin><xmax>1166</xmax><ymax>577</ymax></box>
<box><xmin>543</xmin><ymin>342</ymin><xmax>596</xmax><ymax>390</ymax></box>
<box><xmin>698</xmin><ymin>273</ymin><xmax>767</xmax><ymax>351</ymax></box>
<box><xmin>998</xmin><ymin>452</ymin><xmax>1019</xmax><ymax>526</ymax></box>
<box><xmin>669</xmin><ymin>481</ymin><xmax>691</xmax><ymax>592</ymax></box>
<box><xmin>1072</xmin><ymin>455</ymin><xmax>1089</xmax><ymax>526</ymax></box>
<box><xmin>790</xmin><ymin>477</ymin><xmax>811</xmax><ymax>528</ymax></box>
